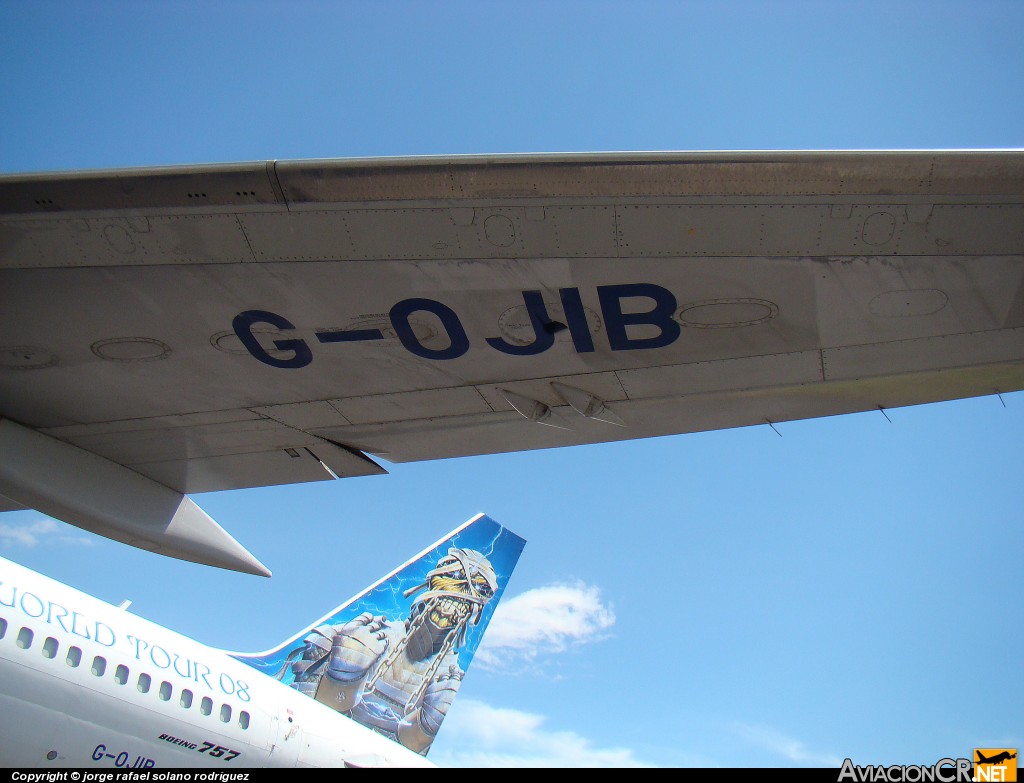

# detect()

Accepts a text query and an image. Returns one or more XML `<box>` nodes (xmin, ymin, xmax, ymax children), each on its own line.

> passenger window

<box><xmin>0</xmin><ymin>617</ymin><xmax>7</xmax><ymax>638</ymax></box>
<box><xmin>219</xmin><ymin>704</ymin><xmax>232</xmax><ymax>723</ymax></box>
<box><xmin>200</xmin><ymin>697</ymin><xmax>213</xmax><ymax>716</ymax></box>
<box><xmin>137</xmin><ymin>673</ymin><xmax>151</xmax><ymax>693</ymax></box>
<box><xmin>91</xmin><ymin>656</ymin><xmax>106</xmax><ymax>677</ymax></box>
<box><xmin>16</xmin><ymin>627</ymin><xmax>33</xmax><ymax>649</ymax></box>
<box><xmin>180</xmin><ymin>689</ymin><xmax>193</xmax><ymax>708</ymax></box>
<box><xmin>114</xmin><ymin>664</ymin><xmax>129</xmax><ymax>685</ymax></box>
<box><xmin>159</xmin><ymin>681</ymin><xmax>172</xmax><ymax>701</ymax></box>
<box><xmin>42</xmin><ymin>637</ymin><xmax>59</xmax><ymax>659</ymax></box>
<box><xmin>238</xmin><ymin>711</ymin><xmax>250</xmax><ymax>730</ymax></box>
<box><xmin>66</xmin><ymin>646</ymin><xmax>82</xmax><ymax>667</ymax></box>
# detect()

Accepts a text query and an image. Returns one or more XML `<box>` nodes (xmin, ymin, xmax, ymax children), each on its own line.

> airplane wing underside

<box><xmin>1</xmin><ymin>151</ymin><xmax>1022</xmax><ymax>571</ymax></box>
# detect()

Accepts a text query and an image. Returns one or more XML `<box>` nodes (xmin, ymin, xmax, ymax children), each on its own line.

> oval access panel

<box><xmin>869</xmin><ymin>289</ymin><xmax>948</xmax><ymax>317</ymax></box>
<box><xmin>341</xmin><ymin>317</ymin><xmax>437</xmax><ymax>344</ymax></box>
<box><xmin>91</xmin><ymin>337</ymin><xmax>170</xmax><ymax>362</ymax></box>
<box><xmin>212</xmin><ymin>330</ymin><xmax>292</xmax><ymax>358</ymax></box>
<box><xmin>677</xmin><ymin>298</ymin><xmax>778</xmax><ymax>328</ymax></box>
<box><xmin>497</xmin><ymin>301</ymin><xmax>601</xmax><ymax>345</ymax></box>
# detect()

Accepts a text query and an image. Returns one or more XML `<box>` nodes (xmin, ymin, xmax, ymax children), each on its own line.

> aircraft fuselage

<box><xmin>0</xmin><ymin>556</ymin><xmax>431</xmax><ymax>768</ymax></box>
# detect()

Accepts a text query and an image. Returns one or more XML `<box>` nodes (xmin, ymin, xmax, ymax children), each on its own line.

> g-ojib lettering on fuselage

<box><xmin>233</xmin><ymin>284</ymin><xmax>679</xmax><ymax>368</ymax></box>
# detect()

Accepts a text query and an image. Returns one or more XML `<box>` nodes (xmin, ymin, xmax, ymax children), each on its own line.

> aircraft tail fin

<box><xmin>232</xmin><ymin>513</ymin><xmax>525</xmax><ymax>755</ymax></box>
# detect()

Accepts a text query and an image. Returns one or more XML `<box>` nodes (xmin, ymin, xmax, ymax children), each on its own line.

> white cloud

<box><xmin>0</xmin><ymin>517</ymin><xmax>94</xmax><ymax>548</ymax></box>
<box><xmin>431</xmin><ymin>698</ymin><xmax>653</xmax><ymax>768</ymax></box>
<box><xmin>732</xmin><ymin>723</ymin><xmax>842</xmax><ymax>767</ymax></box>
<box><xmin>475</xmin><ymin>581</ymin><xmax>615</xmax><ymax>669</ymax></box>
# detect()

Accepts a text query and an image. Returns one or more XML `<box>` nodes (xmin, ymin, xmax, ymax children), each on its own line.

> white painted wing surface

<box><xmin>0</xmin><ymin>151</ymin><xmax>1021</xmax><ymax>566</ymax></box>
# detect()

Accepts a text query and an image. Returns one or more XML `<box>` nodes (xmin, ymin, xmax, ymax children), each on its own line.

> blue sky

<box><xmin>1</xmin><ymin>0</ymin><xmax>1022</xmax><ymax>768</ymax></box>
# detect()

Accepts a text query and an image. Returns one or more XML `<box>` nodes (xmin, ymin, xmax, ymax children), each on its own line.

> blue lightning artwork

<box><xmin>232</xmin><ymin>515</ymin><xmax>525</xmax><ymax>754</ymax></box>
